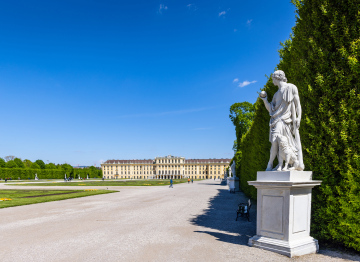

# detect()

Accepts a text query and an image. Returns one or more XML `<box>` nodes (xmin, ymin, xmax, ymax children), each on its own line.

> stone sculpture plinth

<box><xmin>248</xmin><ymin>171</ymin><xmax>321</xmax><ymax>257</ymax></box>
<box><xmin>227</xmin><ymin>177</ymin><xmax>239</xmax><ymax>192</ymax></box>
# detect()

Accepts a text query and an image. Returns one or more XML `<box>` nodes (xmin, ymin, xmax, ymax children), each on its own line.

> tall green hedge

<box><xmin>236</xmin><ymin>78</ymin><xmax>277</xmax><ymax>199</ymax></box>
<box><xmin>0</xmin><ymin>168</ymin><xmax>102</xmax><ymax>180</ymax></box>
<box><xmin>0</xmin><ymin>168</ymin><xmax>65</xmax><ymax>180</ymax></box>
<box><xmin>235</xmin><ymin>0</ymin><xmax>360</xmax><ymax>251</ymax></box>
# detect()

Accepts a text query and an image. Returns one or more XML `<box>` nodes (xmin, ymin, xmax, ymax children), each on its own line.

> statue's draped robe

<box><xmin>269</xmin><ymin>83</ymin><xmax>299</xmax><ymax>155</ymax></box>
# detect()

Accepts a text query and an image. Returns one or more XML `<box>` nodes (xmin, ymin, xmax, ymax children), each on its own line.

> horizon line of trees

<box><xmin>0</xmin><ymin>155</ymin><xmax>100</xmax><ymax>177</ymax></box>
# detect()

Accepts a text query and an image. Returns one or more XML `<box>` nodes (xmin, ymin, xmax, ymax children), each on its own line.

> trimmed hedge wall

<box><xmin>235</xmin><ymin>0</ymin><xmax>360</xmax><ymax>251</ymax></box>
<box><xmin>0</xmin><ymin>168</ymin><xmax>102</xmax><ymax>180</ymax></box>
<box><xmin>0</xmin><ymin>168</ymin><xmax>65</xmax><ymax>180</ymax></box>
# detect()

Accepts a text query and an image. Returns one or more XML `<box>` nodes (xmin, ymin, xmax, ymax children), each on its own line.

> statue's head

<box><xmin>272</xmin><ymin>70</ymin><xmax>287</xmax><ymax>84</ymax></box>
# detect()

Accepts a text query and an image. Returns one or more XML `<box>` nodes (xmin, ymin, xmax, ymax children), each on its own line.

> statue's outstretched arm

<box><xmin>260</xmin><ymin>97</ymin><xmax>271</xmax><ymax>113</ymax></box>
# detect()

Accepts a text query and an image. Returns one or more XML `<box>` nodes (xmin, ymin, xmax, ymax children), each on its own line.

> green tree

<box><xmin>60</xmin><ymin>163</ymin><xmax>74</xmax><ymax>176</ymax></box>
<box><xmin>30</xmin><ymin>162</ymin><xmax>40</xmax><ymax>169</ymax></box>
<box><xmin>14</xmin><ymin>158</ymin><xmax>25</xmax><ymax>168</ymax></box>
<box><xmin>229</xmin><ymin>102</ymin><xmax>255</xmax><ymax>144</ymax></box>
<box><xmin>23</xmin><ymin>159</ymin><xmax>32</xmax><ymax>168</ymax></box>
<box><xmin>229</xmin><ymin>102</ymin><xmax>256</xmax><ymax>179</ymax></box>
<box><xmin>0</xmin><ymin>158</ymin><xmax>6</xmax><ymax>168</ymax></box>
<box><xmin>45</xmin><ymin>163</ymin><xmax>56</xmax><ymax>169</ymax></box>
<box><xmin>6</xmin><ymin>160</ymin><xmax>18</xmax><ymax>168</ymax></box>
<box><xmin>35</xmin><ymin>160</ymin><xmax>46</xmax><ymax>169</ymax></box>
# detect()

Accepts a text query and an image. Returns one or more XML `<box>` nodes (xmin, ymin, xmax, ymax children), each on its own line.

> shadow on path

<box><xmin>190</xmin><ymin>181</ymin><xmax>256</xmax><ymax>246</ymax></box>
<box><xmin>191</xmin><ymin>181</ymin><xmax>360</xmax><ymax>261</ymax></box>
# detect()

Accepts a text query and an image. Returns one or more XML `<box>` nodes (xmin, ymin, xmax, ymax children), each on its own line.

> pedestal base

<box><xmin>227</xmin><ymin>177</ymin><xmax>239</xmax><ymax>192</ymax></box>
<box><xmin>248</xmin><ymin>235</ymin><xmax>318</xmax><ymax>257</ymax></box>
<box><xmin>248</xmin><ymin>171</ymin><xmax>322</xmax><ymax>258</ymax></box>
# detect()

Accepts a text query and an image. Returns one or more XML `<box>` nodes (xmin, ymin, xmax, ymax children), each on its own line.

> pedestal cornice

<box><xmin>248</xmin><ymin>180</ymin><xmax>322</xmax><ymax>188</ymax></box>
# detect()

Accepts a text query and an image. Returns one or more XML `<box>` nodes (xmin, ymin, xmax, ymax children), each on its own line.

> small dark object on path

<box><xmin>236</xmin><ymin>199</ymin><xmax>251</xmax><ymax>222</ymax></box>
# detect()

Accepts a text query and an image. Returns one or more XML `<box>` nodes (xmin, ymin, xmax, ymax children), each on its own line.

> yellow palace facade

<box><xmin>101</xmin><ymin>155</ymin><xmax>231</xmax><ymax>180</ymax></box>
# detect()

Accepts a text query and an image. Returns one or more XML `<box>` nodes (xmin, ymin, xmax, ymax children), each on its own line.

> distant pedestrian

<box><xmin>5</xmin><ymin>178</ymin><xmax>7</xmax><ymax>183</ymax></box>
<box><xmin>191</xmin><ymin>178</ymin><xmax>193</xmax><ymax>183</ymax></box>
<box><xmin>188</xmin><ymin>178</ymin><xmax>190</xmax><ymax>184</ymax></box>
<box><xmin>169</xmin><ymin>178</ymin><xmax>173</xmax><ymax>188</ymax></box>
<box><xmin>214</xmin><ymin>177</ymin><xmax>215</xmax><ymax>181</ymax></box>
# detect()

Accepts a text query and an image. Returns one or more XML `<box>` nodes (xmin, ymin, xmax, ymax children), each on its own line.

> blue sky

<box><xmin>0</xmin><ymin>0</ymin><xmax>296</xmax><ymax>166</ymax></box>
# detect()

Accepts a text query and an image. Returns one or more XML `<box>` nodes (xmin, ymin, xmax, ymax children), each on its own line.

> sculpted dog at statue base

<box><xmin>276</xmin><ymin>134</ymin><xmax>301</xmax><ymax>171</ymax></box>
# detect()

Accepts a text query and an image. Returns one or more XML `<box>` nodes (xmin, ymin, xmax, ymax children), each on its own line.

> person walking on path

<box><xmin>188</xmin><ymin>178</ymin><xmax>190</xmax><ymax>184</ymax></box>
<box><xmin>191</xmin><ymin>178</ymin><xmax>193</xmax><ymax>183</ymax></box>
<box><xmin>169</xmin><ymin>178</ymin><xmax>173</xmax><ymax>188</ymax></box>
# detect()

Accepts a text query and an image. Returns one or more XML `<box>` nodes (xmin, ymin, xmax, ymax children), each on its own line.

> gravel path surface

<box><xmin>0</xmin><ymin>180</ymin><xmax>358</xmax><ymax>262</ymax></box>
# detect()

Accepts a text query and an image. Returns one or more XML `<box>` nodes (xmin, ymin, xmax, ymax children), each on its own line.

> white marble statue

<box><xmin>259</xmin><ymin>70</ymin><xmax>304</xmax><ymax>171</ymax></box>
<box><xmin>230</xmin><ymin>161</ymin><xmax>236</xmax><ymax>177</ymax></box>
<box><xmin>35</xmin><ymin>173</ymin><xmax>39</xmax><ymax>180</ymax></box>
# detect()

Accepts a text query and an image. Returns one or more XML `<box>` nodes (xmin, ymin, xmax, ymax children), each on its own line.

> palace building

<box><xmin>101</xmin><ymin>155</ymin><xmax>231</xmax><ymax>180</ymax></box>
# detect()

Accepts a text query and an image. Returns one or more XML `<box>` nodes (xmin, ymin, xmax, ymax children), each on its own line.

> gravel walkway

<box><xmin>0</xmin><ymin>180</ymin><xmax>358</xmax><ymax>262</ymax></box>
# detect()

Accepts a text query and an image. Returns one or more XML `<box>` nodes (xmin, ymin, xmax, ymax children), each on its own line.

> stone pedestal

<box><xmin>248</xmin><ymin>171</ymin><xmax>321</xmax><ymax>257</ymax></box>
<box><xmin>228</xmin><ymin>177</ymin><xmax>239</xmax><ymax>192</ymax></box>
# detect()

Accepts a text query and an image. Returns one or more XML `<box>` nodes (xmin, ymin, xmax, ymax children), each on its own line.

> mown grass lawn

<box><xmin>0</xmin><ymin>189</ymin><xmax>117</xmax><ymax>208</ymax></box>
<box><xmin>7</xmin><ymin>179</ymin><xmax>201</xmax><ymax>187</ymax></box>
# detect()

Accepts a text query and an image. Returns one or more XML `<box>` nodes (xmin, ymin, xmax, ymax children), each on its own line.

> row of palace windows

<box><xmin>105</xmin><ymin>176</ymin><xmax>152</xmax><ymax>179</ymax></box>
<box><xmin>104</xmin><ymin>164</ymin><xmax>226</xmax><ymax>169</ymax></box>
<box><xmin>104</xmin><ymin>175</ymin><xmax>222</xmax><ymax>179</ymax></box>
<box><xmin>184</xmin><ymin>171</ymin><xmax>222</xmax><ymax>175</ymax></box>
<box><xmin>104</xmin><ymin>165</ymin><xmax>152</xmax><ymax>170</ymax></box>
<box><xmin>104</xmin><ymin>171</ymin><xmax>154</xmax><ymax>175</ymax></box>
<box><xmin>157</xmin><ymin>159</ymin><xmax>183</xmax><ymax>164</ymax></box>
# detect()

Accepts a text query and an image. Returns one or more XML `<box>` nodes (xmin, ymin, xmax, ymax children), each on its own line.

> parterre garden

<box><xmin>0</xmin><ymin>189</ymin><xmax>117</xmax><ymax>208</ymax></box>
<box><xmin>8</xmin><ymin>179</ymin><xmax>196</xmax><ymax>187</ymax></box>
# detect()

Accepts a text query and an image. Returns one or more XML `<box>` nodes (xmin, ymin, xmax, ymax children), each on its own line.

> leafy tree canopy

<box><xmin>30</xmin><ymin>162</ymin><xmax>40</xmax><ymax>169</ymax></box>
<box><xmin>229</xmin><ymin>102</ymin><xmax>255</xmax><ymax>141</ymax></box>
<box><xmin>6</xmin><ymin>160</ymin><xmax>18</xmax><ymax>168</ymax></box>
<box><xmin>0</xmin><ymin>158</ymin><xmax>6</xmax><ymax>168</ymax></box>
<box><xmin>35</xmin><ymin>160</ymin><xmax>46</xmax><ymax>169</ymax></box>
<box><xmin>23</xmin><ymin>159</ymin><xmax>32</xmax><ymax>168</ymax></box>
<box><xmin>60</xmin><ymin>163</ymin><xmax>74</xmax><ymax>174</ymax></box>
<box><xmin>45</xmin><ymin>163</ymin><xmax>57</xmax><ymax>169</ymax></box>
<box><xmin>14</xmin><ymin>158</ymin><xmax>25</xmax><ymax>168</ymax></box>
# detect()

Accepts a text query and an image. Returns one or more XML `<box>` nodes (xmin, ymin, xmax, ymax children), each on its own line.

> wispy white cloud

<box><xmin>233</xmin><ymin>78</ymin><xmax>239</xmax><ymax>83</ymax></box>
<box><xmin>219</xmin><ymin>11</ymin><xmax>226</xmax><ymax>17</ymax></box>
<box><xmin>118</xmin><ymin>107</ymin><xmax>216</xmax><ymax>118</ymax></box>
<box><xmin>238</xmin><ymin>80</ymin><xmax>257</xmax><ymax>88</ymax></box>
<box><xmin>158</xmin><ymin>4</ymin><xmax>168</xmax><ymax>14</ymax></box>
<box><xmin>187</xmin><ymin>3</ymin><xmax>197</xmax><ymax>11</ymax></box>
<box><xmin>247</xmin><ymin>19</ymin><xmax>253</xmax><ymax>26</ymax></box>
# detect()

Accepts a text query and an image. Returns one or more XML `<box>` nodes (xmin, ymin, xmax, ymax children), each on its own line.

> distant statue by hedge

<box><xmin>230</xmin><ymin>161</ymin><xmax>236</xmax><ymax>177</ymax></box>
<box><xmin>259</xmin><ymin>70</ymin><xmax>304</xmax><ymax>171</ymax></box>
